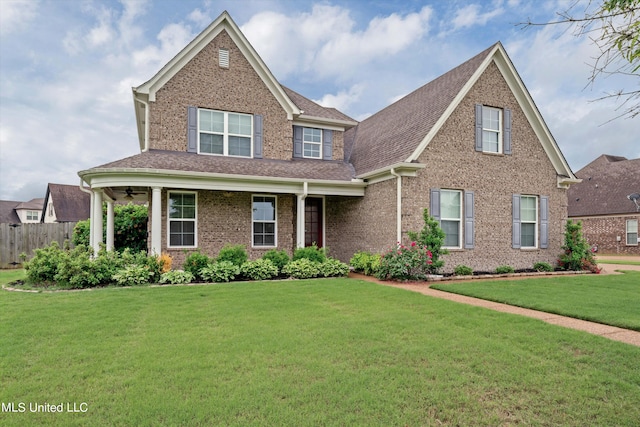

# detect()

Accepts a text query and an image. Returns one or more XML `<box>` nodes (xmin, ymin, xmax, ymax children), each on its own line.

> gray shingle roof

<box><xmin>45</xmin><ymin>183</ymin><xmax>91</xmax><ymax>222</ymax></box>
<box><xmin>347</xmin><ymin>43</ymin><xmax>496</xmax><ymax>175</ymax></box>
<box><xmin>568</xmin><ymin>155</ymin><xmax>640</xmax><ymax>217</ymax></box>
<box><xmin>0</xmin><ymin>200</ymin><xmax>21</xmax><ymax>224</ymax></box>
<box><xmin>282</xmin><ymin>86</ymin><xmax>356</xmax><ymax>123</ymax></box>
<box><xmin>93</xmin><ymin>149</ymin><xmax>357</xmax><ymax>182</ymax></box>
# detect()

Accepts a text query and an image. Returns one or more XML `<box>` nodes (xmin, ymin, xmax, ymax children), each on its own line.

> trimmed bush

<box><xmin>293</xmin><ymin>244</ymin><xmax>326</xmax><ymax>263</ymax></box>
<box><xmin>454</xmin><ymin>265</ymin><xmax>473</xmax><ymax>276</ymax></box>
<box><xmin>533</xmin><ymin>261</ymin><xmax>554</xmax><ymax>272</ymax></box>
<box><xmin>282</xmin><ymin>258</ymin><xmax>321</xmax><ymax>279</ymax></box>
<box><xmin>240</xmin><ymin>259</ymin><xmax>279</xmax><ymax>281</ymax></box>
<box><xmin>261</xmin><ymin>249</ymin><xmax>290</xmax><ymax>273</ymax></box>
<box><xmin>217</xmin><ymin>244</ymin><xmax>248</xmax><ymax>267</ymax></box>
<box><xmin>159</xmin><ymin>270</ymin><xmax>194</xmax><ymax>285</ymax></box>
<box><xmin>201</xmin><ymin>261</ymin><xmax>240</xmax><ymax>283</ymax></box>
<box><xmin>349</xmin><ymin>251</ymin><xmax>381</xmax><ymax>276</ymax></box>
<box><xmin>183</xmin><ymin>251</ymin><xmax>211</xmax><ymax>281</ymax></box>
<box><xmin>320</xmin><ymin>258</ymin><xmax>350</xmax><ymax>277</ymax></box>
<box><xmin>495</xmin><ymin>265</ymin><xmax>515</xmax><ymax>274</ymax></box>
<box><xmin>376</xmin><ymin>242</ymin><xmax>433</xmax><ymax>281</ymax></box>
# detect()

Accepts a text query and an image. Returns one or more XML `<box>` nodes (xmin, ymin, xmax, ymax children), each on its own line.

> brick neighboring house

<box><xmin>568</xmin><ymin>155</ymin><xmax>640</xmax><ymax>255</ymax></box>
<box><xmin>41</xmin><ymin>183</ymin><xmax>91</xmax><ymax>223</ymax></box>
<box><xmin>79</xmin><ymin>11</ymin><xmax>579</xmax><ymax>271</ymax></box>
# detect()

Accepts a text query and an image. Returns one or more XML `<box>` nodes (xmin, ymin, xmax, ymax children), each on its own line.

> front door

<box><xmin>305</xmin><ymin>197</ymin><xmax>323</xmax><ymax>248</ymax></box>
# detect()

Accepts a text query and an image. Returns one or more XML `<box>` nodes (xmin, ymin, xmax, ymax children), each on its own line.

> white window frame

<box><xmin>520</xmin><ymin>195</ymin><xmax>538</xmax><ymax>249</ymax></box>
<box><xmin>252</xmin><ymin>195</ymin><xmax>277</xmax><ymax>248</ymax></box>
<box><xmin>482</xmin><ymin>106</ymin><xmax>502</xmax><ymax>154</ymax></box>
<box><xmin>626</xmin><ymin>219</ymin><xmax>638</xmax><ymax>246</ymax></box>
<box><xmin>302</xmin><ymin>127</ymin><xmax>322</xmax><ymax>159</ymax></box>
<box><xmin>198</xmin><ymin>108</ymin><xmax>253</xmax><ymax>158</ymax></box>
<box><xmin>26</xmin><ymin>210</ymin><xmax>39</xmax><ymax>221</ymax></box>
<box><xmin>167</xmin><ymin>191</ymin><xmax>197</xmax><ymax>249</ymax></box>
<box><xmin>441</xmin><ymin>189</ymin><xmax>462</xmax><ymax>249</ymax></box>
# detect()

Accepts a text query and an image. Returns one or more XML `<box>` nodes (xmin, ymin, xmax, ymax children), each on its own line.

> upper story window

<box><xmin>198</xmin><ymin>109</ymin><xmax>252</xmax><ymax>157</ymax></box>
<box><xmin>627</xmin><ymin>219</ymin><xmax>638</xmax><ymax>246</ymax></box>
<box><xmin>26</xmin><ymin>210</ymin><xmax>39</xmax><ymax>221</ymax></box>
<box><xmin>303</xmin><ymin>128</ymin><xmax>322</xmax><ymax>158</ymax></box>
<box><xmin>482</xmin><ymin>106</ymin><xmax>502</xmax><ymax>153</ymax></box>
<box><xmin>475</xmin><ymin>104</ymin><xmax>511</xmax><ymax>155</ymax></box>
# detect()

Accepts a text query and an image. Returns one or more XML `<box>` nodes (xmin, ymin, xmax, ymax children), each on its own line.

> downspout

<box><xmin>296</xmin><ymin>182</ymin><xmax>308</xmax><ymax>248</ymax></box>
<box><xmin>79</xmin><ymin>178</ymin><xmax>94</xmax><ymax>250</ymax></box>
<box><xmin>390</xmin><ymin>168</ymin><xmax>402</xmax><ymax>243</ymax></box>
<box><xmin>138</xmin><ymin>98</ymin><xmax>150</xmax><ymax>152</ymax></box>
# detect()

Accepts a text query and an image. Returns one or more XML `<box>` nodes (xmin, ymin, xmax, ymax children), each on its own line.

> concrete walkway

<box><xmin>349</xmin><ymin>260</ymin><xmax>640</xmax><ymax>347</ymax></box>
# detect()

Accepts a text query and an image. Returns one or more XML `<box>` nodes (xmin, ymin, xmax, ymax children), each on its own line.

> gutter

<box><xmin>390</xmin><ymin>168</ymin><xmax>402</xmax><ymax>243</ymax></box>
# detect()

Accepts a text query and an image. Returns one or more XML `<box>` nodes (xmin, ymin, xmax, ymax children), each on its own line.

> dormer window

<box><xmin>303</xmin><ymin>128</ymin><xmax>322</xmax><ymax>158</ymax></box>
<box><xmin>198</xmin><ymin>108</ymin><xmax>252</xmax><ymax>157</ymax></box>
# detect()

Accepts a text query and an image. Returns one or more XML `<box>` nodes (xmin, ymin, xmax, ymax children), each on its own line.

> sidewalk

<box><xmin>349</xmin><ymin>271</ymin><xmax>640</xmax><ymax>347</ymax></box>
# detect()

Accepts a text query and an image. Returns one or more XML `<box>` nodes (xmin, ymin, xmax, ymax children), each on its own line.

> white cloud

<box><xmin>451</xmin><ymin>3</ymin><xmax>504</xmax><ymax>30</ymax></box>
<box><xmin>0</xmin><ymin>0</ymin><xmax>38</xmax><ymax>36</ymax></box>
<box><xmin>188</xmin><ymin>8</ymin><xmax>212</xmax><ymax>28</ymax></box>
<box><xmin>313</xmin><ymin>84</ymin><xmax>365</xmax><ymax>113</ymax></box>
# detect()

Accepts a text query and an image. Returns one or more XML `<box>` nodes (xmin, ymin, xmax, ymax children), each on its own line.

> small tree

<box><xmin>407</xmin><ymin>208</ymin><xmax>449</xmax><ymax>274</ymax></box>
<box><xmin>558</xmin><ymin>220</ymin><xmax>600</xmax><ymax>273</ymax></box>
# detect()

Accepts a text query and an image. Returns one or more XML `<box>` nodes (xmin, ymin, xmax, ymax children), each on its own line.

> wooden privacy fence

<box><xmin>0</xmin><ymin>222</ymin><xmax>77</xmax><ymax>269</ymax></box>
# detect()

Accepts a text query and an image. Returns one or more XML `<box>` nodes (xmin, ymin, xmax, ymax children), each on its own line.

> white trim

<box><xmin>440</xmin><ymin>189</ymin><xmax>462</xmax><ymax>249</ymax></box>
<box><xmin>293</xmin><ymin>115</ymin><xmax>357</xmax><ymax>130</ymax></box>
<box><xmin>390</xmin><ymin>168</ymin><xmax>402</xmax><ymax>243</ymax></box>
<box><xmin>252</xmin><ymin>194</ymin><xmax>278</xmax><ymax>248</ymax></box>
<box><xmin>302</xmin><ymin>127</ymin><xmax>322</xmax><ymax>159</ymax></box>
<box><xmin>520</xmin><ymin>195</ymin><xmax>538</xmax><ymax>249</ymax></box>
<box><xmin>481</xmin><ymin>106</ymin><xmax>502</xmax><ymax>154</ymax></box>
<box><xmin>197</xmin><ymin>108</ymin><xmax>253</xmax><ymax>158</ymax></box>
<box><xmin>167</xmin><ymin>190</ymin><xmax>198</xmax><ymax>249</ymax></box>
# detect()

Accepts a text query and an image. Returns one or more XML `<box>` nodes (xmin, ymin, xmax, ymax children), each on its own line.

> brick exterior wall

<box><xmin>573</xmin><ymin>215</ymin><xmax>640</xmax><ymax>255</ymax></box>
<box><xmin>326</xmin><ymin>62</ymin><xmax>570</xmax><ymax>272</ymax></box>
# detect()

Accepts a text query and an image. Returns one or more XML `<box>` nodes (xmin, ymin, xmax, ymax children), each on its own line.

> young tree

<box><xmin>521</xmin><ymin>0</ymin><xmax>640</xmax><ymax>119</ymax></box>
<box><xmin>407</xmin><ymin>208</ymin><xmax>449</xmax><ymax>274</ymax></box>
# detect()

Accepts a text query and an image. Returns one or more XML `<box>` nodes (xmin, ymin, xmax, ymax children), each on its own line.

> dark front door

<box><xmin>305</xmin><ymin>197</ymin><xmax>323</xmax><ymax>248</ymax></box>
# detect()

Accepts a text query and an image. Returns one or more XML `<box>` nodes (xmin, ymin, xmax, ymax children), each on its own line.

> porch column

<box><xmin>106</xmin><ymin>199</ymin><xmax>114</xmax><ymax>251</ymax></box>
<box><xmin>151</xmin><ymin>186</ymin><xmax>162</xmax><ymax>255</ymax></box>
<box><xmin>88</xmin><ymin>190</ymin><xmax>95</xmax><ymax>250</ymax></box>
<box><xmin>92</xmin><ymin>190</ymin><xmax>103</xmax><ymax>254</ymax></box>
<box><xmin>296</xmin><ymin>182</ymin><xmax>308</xmax><ymax>248</ymax></box>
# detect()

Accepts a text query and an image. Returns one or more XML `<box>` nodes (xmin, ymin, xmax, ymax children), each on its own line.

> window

<box><xmin>440</xmin><ymin>190</ymin><xmax>462</xmax><ymax>248</ymax></box>
<box><xmin>303</xmin><ymin>127</ymin><xmax>322</xmax><ymax>158</ymax></box>
<box><xmin>627</xmin><ymin>220</ymin><xmax>638</xmax><ymax>245</ymax></box>
<box><xmin>520</xmin><ymin>195</ymin><xmax>538</xmax><ymax>248</ymax></box>
<box><xmin>198</xmin><ymin>109</ymin><xmax>252</xmax><ymax>157</ymax></box>
<box><xmin>482</xmin><ymin>106</ymin><xmax>502</xmax><ymax>153</ymax></box>
<box><xmin>26</xmin><ymin>211</ymin><xmax>39</xmax><ymax>221</ymax></box>
<box><xmin>252</xmin><ymin>195</ymin><xmax>276</xmax><ymax>247</ymax></box>
<box><xmin>168</xmin><ymin>192</ymin><xmax>196</xmax><ymax>247</ymax></box>
<box><xmin>48</xmin><ymin>203</ymin><xmax>54</xmax><ymax>217</ymax></box>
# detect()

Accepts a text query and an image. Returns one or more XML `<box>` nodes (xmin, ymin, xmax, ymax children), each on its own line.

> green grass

<box><xmin>432</xmin><ymin>271</ymin><xmax>640</xmax><ymax>331</ymax></box>
<box><xmin>598</xmin><ymin>259</ymin><xmax>640</xmax><ymax>266</ymax></box>
<box><xmin>0</xmin><ymin>269</ymin><xmax>24</xmax><ymax>286</ymax></box>
<box><xmin>1</xmin><ymin>278</ymin><xmax>639</xmax><ymax>426</ymax></box>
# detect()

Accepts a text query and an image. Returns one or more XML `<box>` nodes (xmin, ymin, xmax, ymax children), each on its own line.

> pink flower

<box><xmin>411</xmin><ymin>241</ymin><xmax>416</xmax><ymax>247</ymax></box>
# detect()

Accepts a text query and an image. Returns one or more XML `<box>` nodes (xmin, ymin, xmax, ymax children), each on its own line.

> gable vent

<box><xmin>219</xmin><ymin>48</ymin><xmax>229</xmax><ymax>68</ymax></box>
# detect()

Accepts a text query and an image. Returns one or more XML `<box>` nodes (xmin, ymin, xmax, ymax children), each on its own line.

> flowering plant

<box><xmin>375</xmin><ymin>242</ymin><xmax>433</xmax><ymax>281</ymax></box>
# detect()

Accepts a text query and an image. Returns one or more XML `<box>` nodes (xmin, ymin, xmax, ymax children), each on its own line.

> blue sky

<box><xmin>1</xmin><ymin>0</ymin><xmax>638</xmax><ymax>201</ymax></box>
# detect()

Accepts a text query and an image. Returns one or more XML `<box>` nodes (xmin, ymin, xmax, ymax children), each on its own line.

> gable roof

<box><xmin>0</xmin><ymin>200</ymin><xmax>21</xmax><ymax>224</ymax></box>
<box><xmin>15</xmin><ymin>198</ymin><xmax>44</xmax><ymax>211</ymax></box>
<box><xmin>283</xmin><ymin>86</ymin><xmax>357</xmax><ymax>127</ymax></box>
<box><xmin>568</xmin><ymin>155</ymin><xmax>640</xmax><ymax>217</ymax></box>
<box><xmin>348</xmin><ymin>42</ymin><xmax>578</xmax><ymax>187</ymax></box>
<box><xmin>43</xmin><ymin>183</ymin><xmax>91</xmax><ymax>222</ymax></box>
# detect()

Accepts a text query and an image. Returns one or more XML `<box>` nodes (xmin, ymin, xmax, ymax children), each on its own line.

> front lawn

<box><xmin>432</xmin><ymin>271</ymin><xmax>640</xmax><ymax>331</ymax></box>
<box><xmin>1</xmin><ymin>278</ymin><xmax>639</xmax><ymax>426</ymax></box>
<box><xmin>0</xmin><ymin>269</ymin><xmax>24</xmax><ymax>286</ymax></box>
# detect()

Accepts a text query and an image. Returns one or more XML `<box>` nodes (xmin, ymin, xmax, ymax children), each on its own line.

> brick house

<box><xmin>79</xmin><ymin>11</ymin><xmax>579</xmax><ymax>272</ymax></box>
<box><xmin>568</xmin><ymin>155</ymin><xmax>639</xmax><ymax>255</ymax></box>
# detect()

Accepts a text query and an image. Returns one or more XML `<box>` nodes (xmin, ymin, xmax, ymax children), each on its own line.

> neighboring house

<box><xmin>0</xmin><ymin>199</ymin><xmax>44</xmax><ymax>224</ymax></box>
<box><xmin>568</xmin><ymin>155</ymin><xmax>639</xmax><ymax>254</ymax></box>
<box><xmin>79</xmin><ymin>11</ymin><xmax>578</xmax><ymax>272</ymax></box>
<box><xmin>41</xmin><ymin>183</ymin><xmax>91</xmax><ymax>223</ymax></box>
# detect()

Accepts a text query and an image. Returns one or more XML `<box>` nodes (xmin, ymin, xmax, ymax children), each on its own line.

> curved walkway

<box><xmin>349</xmin><ymin>267</ymin><xmax>640</xmax><ymax>347</ymax></box>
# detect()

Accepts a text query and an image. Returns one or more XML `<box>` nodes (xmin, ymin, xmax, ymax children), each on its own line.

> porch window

<box><xmin>627</xmin><ymin>219</ymin><xmax>638</xmax><ymax>245</ymax></box>
<box><xmin>252</xmin><ymin>195</ymin><xmax>277</xmax><ymax>247</ymax></box>
<box><xmin>168</xmin><ymin>191</ymin><xmax>197</xmax><ymax>247</ymax></box>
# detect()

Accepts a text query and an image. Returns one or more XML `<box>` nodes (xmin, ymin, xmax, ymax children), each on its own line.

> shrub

<box><xmin>24</xmin><ymin>241</ymin><xmax>67</xmax><ymax>284</ymax></box>
<box><xmin>558</xmin><ymin>220</ymin><xmax>600</xmax><ymax>273</ymax></box>
<box><xmin>240</xmin><ymin>259</ymin><xmax>279</xmax><ymax>281</ymax></box>
<box><xmin>217</xmin><ymin>244</ymin><xmax>248</xmax><ymax>267</ymax></box>
<box><xmin>293</xmin><ymin>244</ymin><xmax>326</xmax><ymax>263</ymax></box>
<box><xmin>407</xmin><ymin>209</ymin><xmax>448</xmax><ymax>274</ymax></box>
<box><xmin>53</xmin><ymin>245</ymin><xmax>101</xmax><ymax>289</ymax></box>
<box><xmin>349</xmin><ymin>251</ymin><xmax>381</xmax><ymax>275</ymax></box>
<box><xmin>376</xmin><ymin>242</ymin><xmax>433</xmax><ymax>281</ymax></box>
<box><xmin>73</xmin><ymin>203</ymin><xmax>148</xmax><ymax>252</ymax></box>
<box><xmin>496</xmin><ymin>265</ymin><xmax>515</xmax><ymax>274</ymax></box>
<box><xmin>200</xmin><ymin>261</ymin><xmax>240</xmax><ymax>283</ymax></box>
<box><xmin>320</xmin><ymin>258</ymin><xmax>350</xmax><ymax>277</ymax></box>
<box><xmin>533</xmin><ymin>261</ymin><xmax>554</xmax><ymax>272</ymax></box>
<box><xmin>261</xmin><ymin>249</ymin><xmax>290</xmax><ymax>273</ymax></box>
<box><xmin>282</xmin><ymin>258</ymin><xmax>321</xmax><ymax>279</ymax></box>
<box><xmin>158</xmin><ymin>252</ymin><xmax>172</xmax><ymax>273</ymax></box>
<box><xmin>454</xmin><ymin>265</ymin><xmax>473</xmax><ymax>276</ymax></box>
<box><xmin>183</xmin><ymin>251</ymin><xmax>211</xmax><ymax>281</ymax></box>
<box><xmin>159</xmin><ymin>270</ymin><xmax>194</xmax><ymax>285</ymax></box>
<box><xmin>112</xmin><ymin>265</ymin><xmax>153</xmax><ymax>286</ymax></box>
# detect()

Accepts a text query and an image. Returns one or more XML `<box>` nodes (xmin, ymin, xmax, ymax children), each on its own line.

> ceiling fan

<box><xmin>124</xmin><ymin>187</ymin><xmax>146</xmax><ymax>200</ymax></box>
